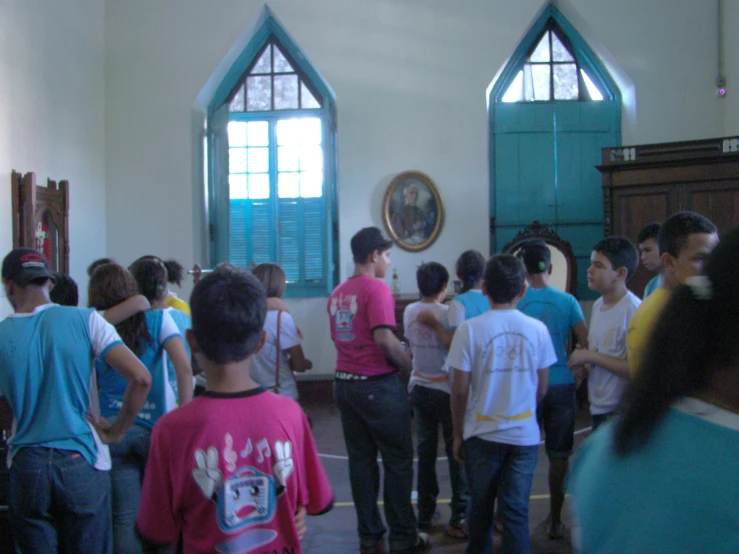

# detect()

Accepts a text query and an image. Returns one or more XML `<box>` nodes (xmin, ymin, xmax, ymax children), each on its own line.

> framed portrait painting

<box><xmin>382</xmin><ymin>170</ymin><xmax>444</xmax><ymax>252</ymax></box>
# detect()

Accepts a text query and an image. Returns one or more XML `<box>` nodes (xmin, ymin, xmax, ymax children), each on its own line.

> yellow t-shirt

<box><xmin>165</xmin><ymin>294</ymin><xmax>191</xmax><ymax>316</ymax></box>
<box><xmin>626</xmin><ymin>288</ymin><xmax>671</xmax><ymax>376</ymax></box>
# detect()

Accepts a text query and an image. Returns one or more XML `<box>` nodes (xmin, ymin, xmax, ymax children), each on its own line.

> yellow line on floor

<box><xmin>333</xmin><ymin>494</ymin><xmax>550</xmax><ymax>508</ymax></box>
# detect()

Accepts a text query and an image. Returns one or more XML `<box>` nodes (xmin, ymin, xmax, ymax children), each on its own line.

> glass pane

<box><xmin>300</xmin><ymin>171</ymin><xmax>323</xmax><ymax>198</ymax></box>
<box><xmin>581</xmin><ymin>69</ymin><xmax>604</xmax><ymax>100</ymax></box>
<box><xmin>299</xmin><ymin>144</ymin><xmax>323</xmax><ymax>172</ymax></box>
<box><xmin>276</xmin><ymin>119</ymin><xmax>301</xmax><ymax>146</ymax></box>
<box><xmin>299</xmin><ymin>118</ymin><xmax>322</xmax><ymax>144</ymax></box>
<box><xmin>229</xmin><ymin>147</ymin><xmax>247</xmax><ymax>173</ymax></box>
<box><xmin>551</xmin><ymin>33</ymin><xmax>575</xmax><ymax>62</ymax></box>
<box><xmin>501</xmin><ymin>70</ymin><xmax>524</xmax><ymax>102</ymax></box>
<box><xmin>554</xmin><ymin>64</ymin><xmax>578</xmax><ymax>100</ymax></box>
<box><xmin>247</xmin><ymin>147</ymin><xmax>269</xmax><ymax>173</ymax></box>
<box><xmin>227</xmin><ymin>121</ymin><xmax>247</xmax><ymax>147</ymax></box>
<box><xmin>273</xmin><ymin>46</ymin><xmax>293</xmax><ymax>73</ymax></box>
<box><xmin>531</xmin><ymin>64</ymin><xmax>551</xmax><ymax>100</ymax></box>
<box><xmin>229</xmin><ymin>174</ymin><xmax>248</xmax><ymax>199</ymax></box>
<box><xmin>251</xmin><ymin>45</ymin><xmax>272</xmax><ymax>74</ymax></box>
<box><xmin>228</xmin><ymin>84</ymin><xmax>244</xmax><ymax>112</ymax></box>
<box><xmin>248</xmin><ymin>174</ymin><xmax>270</xmax><ymax>199</ymax></box>
<box><xmin>301</xmin><ymin>82</ymin><xmax>321</xmax><ymax>109</ymax></box>
<box><xmin>278</xmin><ymin>172</ymin><xmax>300</xmax><ymax>198</ymax></box>
<box><xmin>247</xmin><ymin>121</ymin><xmax>269</xmax><ymax>146</ymax></box>
<box><xmin>278</xmin><ymin>146</ymin><xmax>300</xmax><ymax>172</ymax></box>
<box><xmin>274</xmin><ymin>75</ymin><xmax>299</xmax><ymax>110</ymax></box>
<box><xmin>246</xmin><ymin>76</ymin><xmax>271</xmax><ymax>111</ymax></box>
<box><xmin>529</xmin><ymin>32</ymin><xmax>550</xmax><ymax>62</ymax></box>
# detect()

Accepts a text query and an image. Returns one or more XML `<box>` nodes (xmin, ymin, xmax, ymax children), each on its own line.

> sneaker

<box><xmin>547</xmin><ymin>520</ymin><xmax>567</xmax><ymax>540</ymax></box>
<box><xmin>360</xmin><ymin>540</ymin><xmax>386</xmax><ymax>554</ymax></box>
<box><xmin>389</xmin><ymin>532</ymin><xmax>432</xmax><ymax>554</ymax></box>
<box><xmin>416</xmin><ymin>510</ymin><xmax>440</xmax><ymax>530</ymax></box>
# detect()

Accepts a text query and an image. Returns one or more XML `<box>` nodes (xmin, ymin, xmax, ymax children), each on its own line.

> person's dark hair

<box><xmin>517</xmin><ymin>240</ymin><xmax>551</xmax><ymax>275</ymax></box>
<box><xmin>88</xmin><ymin>263</ymin><xmax>151</xmax><ymax>355</ymax></box>
<box><xmin>455</xmin><ymin>250</ymin><xmax>485</xmax><ymax>293</ymax></box>
<box><xmin>50</xmin><ymin>273</ymin><xmax>79</xmax><ymax>306</ymax></box>
<box><xmin>592</xmin><ymin>236</ymin><xmax>639</xmax><ymax>281</ymax></box>
<box><xmin>87</xmin><ymin>258</ymin><xmax>115</xmax><ymax>277</ymax></box>
<box><xmin>637</xmin><ymin>223</ymin><xmax>661</xmax><ymax>245</ymax></box>
<box><xmin>416</xmin><ymin>262</ymin><xmax>449</xmax><ymax>298</ymax></box>
<box><xmin>252</xmin><ymin>263</ymin><xmax>287</xmax><ymax>298</ymax></box>
<box><xmin>163</xmin><ymin>259</ymin><xmax>185</xmax><ymax>287</ymax></box>
<box><xmin>129</xmin><ymin>258</ymin><xmax>168</xmax><ymax>303</ymax></box>
<box><xmin>190</xmin><ymin>265</ymin><xmax>267</xmax><ymax>364</ymax></box>
<box><xmin>615</xmin><ymin>226</ymin><xmax>739</xmax><ymax>456</ymax></box>
<box><xmin>483</xmin><ymin>254</ymin><xmax>525</xmax><ymax>304</ymax></box>
<box><xmin>658</xmin><ymin>211</ymin><xmax>717</xmax><ymax>258</ymax></box>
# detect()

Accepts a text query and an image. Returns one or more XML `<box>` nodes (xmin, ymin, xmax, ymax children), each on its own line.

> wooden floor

<box><xmin>301</xmin><ymin>400</ymin><xmax>590</xmax><ymax>554</ymax></box>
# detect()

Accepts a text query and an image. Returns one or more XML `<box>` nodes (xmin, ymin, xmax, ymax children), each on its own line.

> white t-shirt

<box><xmin>447</xmin><ymin>309</ymin><xmax>556</xmax><ymax>446</ymax></box>
<box><xmin>404</xmin><ymin>301</ymin><xmax>451</xmax><ymax>394</ymax></box>
<box><xmin>587</xmin><ymin>291</ymin><xmax>641</xmax><ymax>415</ymax></box>
<box><xmin>249</xmin><ymin>310</ymin><xmax>302</xmax><ymax>400</ymax></box>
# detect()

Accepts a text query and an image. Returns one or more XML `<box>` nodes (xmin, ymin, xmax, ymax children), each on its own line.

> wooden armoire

<box><xmin>598</xmin><ymin>136</ymin><xmax>739</xmax><ymax>296</ymax></box>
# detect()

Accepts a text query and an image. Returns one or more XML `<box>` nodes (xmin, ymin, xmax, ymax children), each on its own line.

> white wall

<box><xmin>105</xmin><ymin>0</ymin><xmax>728</xmax><ymax>375</ymax></box>
<box><xmin>0</xmin><ymin>0</ymin><xmax>106</xmax><ymax>316</ymax></box>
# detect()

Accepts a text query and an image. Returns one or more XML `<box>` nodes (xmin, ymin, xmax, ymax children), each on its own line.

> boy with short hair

<box><xmin>404</xmin><ymin>262</ymin><xmax>468</xmax><ymax>539</ymax></box>
<box><xmin>568</xmin><ymin>237</ymin><xmax>641</xmax><ymax>430</ymax></box>
<box><xmin>516</xmin><ymin>240</ymin><xmax>588</xmax><ymax>540</ymax></box>
<box><xmin>136</xmin><ymin>266</ymin><xmax>333</xmax><ymax>554</ymax></box>
<box><xmin>637</xmin><ymin>223</ymin><xmax>662</xmax><ymax>298</ymax></box>
<box><xmin>627</xmin><ymin>212</ymin><xmax>718</xmax><ymax>375</ymax></box>
<box><xmin>448</xmin><ymin>254</ymin><xmax>556</xmax><ymax>554</ymax></box>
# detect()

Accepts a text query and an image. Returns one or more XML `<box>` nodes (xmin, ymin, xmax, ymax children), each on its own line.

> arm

<box><xmin>568</xmin><ymin>349</ymin><xmax>630</xmax><ymax>379</ymax></box>
<box><xmin>572</xmin><ymin>321</ymin><xmax>588</xmax><ymax>349</ymax></box>
<box><xmin>536</xmin><ymin>367</ymin><xmax>549</xmax><ymax>404</ymax></box>
<box><xmin>373</xmin><ymin>328</ymin><xmax>412</xmax><ymax>375</ymax></box>
<box><xmin>103</xmin><ymin>295</ymin><xmax>150</xmax><ymax>325</ymax></box>
<box><xmin>287</xmin><ymin>344</ymin><xmax>312</xmax><ymax>372</ymax></box>
<box><xmin>416</xmin><ymin>310</ymin><xmax>453</xmax><ymax>349</ymax></box>
<box><xmin>163</xmin><ymin>337</ymin><xmax>193</xmax><ymax>405</ymax></box>
<box><xmin>450</xmin><ymin>368</ymin><xmax>470</xmax><ymax>464</ymax></box>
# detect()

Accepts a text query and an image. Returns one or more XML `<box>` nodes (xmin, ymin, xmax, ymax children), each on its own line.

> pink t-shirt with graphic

<box><xmin>136</xmin><ymin>389</ymin><xmax>333</xmax><ymax>554</ymax></box>
<box><xmin>328</xmin><ymin>275</ymin><xmax>397</xmax><ymax>376</ymax></box>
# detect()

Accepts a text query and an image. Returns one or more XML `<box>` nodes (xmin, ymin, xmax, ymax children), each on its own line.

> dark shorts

<box><xmin>537</xmin><ymin>384</ymin><xmax>576</xmax><ymax>460</ymax></box>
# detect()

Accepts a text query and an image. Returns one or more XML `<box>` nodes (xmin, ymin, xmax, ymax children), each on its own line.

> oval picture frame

<box><xmin>382</xmin><ymin>170</ymin><xmax>444</xmax><ymax>252</ymax></box>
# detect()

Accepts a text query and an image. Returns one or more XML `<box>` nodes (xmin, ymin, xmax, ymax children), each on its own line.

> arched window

<box><xmin>207</xmin><ymin>10</ymin><xmax>338</xmax><ymax>298</ymax></box>
<box><xmin>489</xmin><ymin>5</ymin><xmax>620</xmax><ymax>298</ymax></box>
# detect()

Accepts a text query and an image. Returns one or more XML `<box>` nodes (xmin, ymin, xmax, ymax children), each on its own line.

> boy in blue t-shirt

<box><xmin>0</xmin><ymin>248</ymin><xmax>151</xmax><ymax>554</ymax></box>
<box><xmin>517</xmin><ymin>241</ymin><xmax>588</xmax><ymax>539</ymax></box>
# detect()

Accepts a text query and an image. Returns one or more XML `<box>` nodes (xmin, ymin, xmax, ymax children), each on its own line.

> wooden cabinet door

<box><xmin>681</xmin><ymin>181</ymin><xmax>739</xmax><ymax>236</ymax></box>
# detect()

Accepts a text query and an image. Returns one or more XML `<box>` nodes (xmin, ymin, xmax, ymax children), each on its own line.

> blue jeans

<box><xmin>334</xmin><ymin>374</ymin><xmax>417</xmax><ymax>551</ymax></box>
<box><xmin>410</xmin><ymin>385</ymin><xmax>469</xmax><ymax>528</ymax></box>
<box><xmin>464</xmin><ymin>437</ymin><xmax>538</xmax><ymax>554</ymax></box>
<box><xmin>108</xmin><ymin>422</ymin><xmax>152</xmax><ymax>554</ymax></box>
<box><xmin>9</xmin><ymin>447</ymin><xmax>112</xmax><ymax>554</ymax></box>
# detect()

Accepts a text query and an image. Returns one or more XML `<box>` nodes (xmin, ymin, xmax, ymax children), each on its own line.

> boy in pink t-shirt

<box><xmin>136</xmin><ymin>266</ymin><xmax>333</xmax><ymax>554</ymax></box>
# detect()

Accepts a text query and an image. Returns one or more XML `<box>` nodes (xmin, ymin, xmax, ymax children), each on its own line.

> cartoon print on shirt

<box><xmin>330</xmin><ymin>293</ymin><xmax>358</xmax><ymax>341</ymax></box>
<box><xmin>191</xmin><ymin>438</ymin><xmax>295</xmax><ymax>554</ymax></box>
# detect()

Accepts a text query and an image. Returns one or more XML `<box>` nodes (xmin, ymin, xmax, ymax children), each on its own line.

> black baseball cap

<box><xmin>2</xmin><ymin>248</ymin><xmax>55</xmax><ymax>286</ymax></box>
<box><xmin>351</xmin><ymin>227</ymin><xmax>394</xmax><ymax>260</ymax></box>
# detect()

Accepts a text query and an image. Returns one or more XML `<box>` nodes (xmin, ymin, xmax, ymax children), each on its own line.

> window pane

<box><xmin>553</xmin><ymin>64</ymin><xmax>578</xmax><ymax>100</ymax></box>
<box><xmin>273</xmin><ymin>46</ymin><xmax>293</xmax><ymax>73</ymax></box>
<box><xmin>276</xmin><ymin>119</ymin><xmax>301</xmax><ymax>146</ymax></box>
<box><xmin>301</xmin><ymin>82</ymin><xmax>321</xmax><ymax>109</ymax></box>
<box><xmin>529</xmin><ymin>32</ymin><xmax>550</xmax><ymax>62</ymax></box>
<box><xmin>278</xmin><ymin>172</ymin><xmax>300</xmax><ymax>198</ymax></box>
<box><xmin>247</xmin><ymin>147</ymin><xmax>269</xmax><ymax>173</ymax></box>
<box><xmin>229</xmin><ymin>85</ymin><xmax>244</xmax><ymax>112</ymax></box>
<box><xmin>581</xmin><ymin>69</ymin><xmax>604</xmax><ymax>101</ymax></box>
<box><xmin>299</xmin><ymin>144</ymin><xmax>323</xmax><ymax>172</ymax></box>
<box><xmin>501</xmin><ymin>70</ymin><xmax>524</xmax><ymax>103</ymax></box>
<box><xmin>278</xmin><ymin>146</ymin><xmax>300</xmax><ymax>172</ymax></box>
<box><xmin>299</xmin><ymin>118</ymin><xmax>322</xmax><ymax>144</ymax></box>
<box><xmin>531</xmin><ymin>64</ymin><xmax>551</xmax><ymax>100</ymax></box>
<box><xmin>227</xmin><ymin>121</ymin><xmax>247</xmax><ymax>147</ymax></box>
<box><xmin>246</xmin><ymin>76</ymin><xmax>271</xmax><ymax>111</ymax></box>
<box><xmin>248</xmin><ymin>174</ymin><xmax>270</xmax><ymax>199</ymax></box>
<box><xmin>247</xmin><ymin>121</ymin><xmax>269</xmax><ymax>146</ymax></box>
<box><xmin>551</xmin><ymin>33</ymin><xmax>575</xmax><ymax>62</ymax></box>
<box><xmin>229</xmin><ymin>174</ymin><xmax>247</xmax><ymax>199</ymax></box>
<box><xmin>274</xmin><ymin>75</ymin><xmax>299</xmax><ymax>110</ymax></box>
<box><xmin>229</xmin><ymin>147</ymin><xmax>247</xmax><ymax>173</ymax></box>
<box><xmin>300</xmin><ymin>171</ymin><xmax>323</xmax><ymax>198</ymax></box>
<box><xmin>251</xmin><ymin>45</ymin><xmax>272</xmax><ymax>74</ymax></box>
